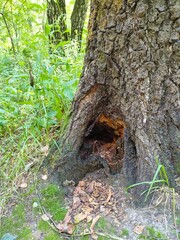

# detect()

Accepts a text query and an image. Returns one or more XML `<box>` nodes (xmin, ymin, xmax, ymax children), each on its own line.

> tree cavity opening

<box><xmin>80</xmin><ymin>114</ymin><xmax>125</xmax><ymax>174</ymax></box>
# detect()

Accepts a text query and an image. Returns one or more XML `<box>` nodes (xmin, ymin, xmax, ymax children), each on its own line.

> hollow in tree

<box><xmin>46</xmin><ymin>0</ymin><xmax>180</xmax><ymax>197</ymax></box>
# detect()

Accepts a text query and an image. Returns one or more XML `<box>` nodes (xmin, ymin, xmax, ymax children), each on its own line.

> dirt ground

<box><xmin>60</xmin><ymin>168</ymin><xmax>180</xmax><ymax>240</ymax></box>
<box><xmin>1</xmin><ymin>168</ymin><xmax>180</xmax><ymax>240</ymax></box>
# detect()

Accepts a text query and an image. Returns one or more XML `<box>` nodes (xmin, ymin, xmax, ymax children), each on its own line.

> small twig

<box><xmin>70</xmin><ymin>231</ymin><xmax>124</xmax><ymax>240</ymax></box>
<box><xmin>28</xmin><ymin>61</ymin><xmax>35</xmax><ymax>87</ymax></box>
<box><xmin>95</xmin><ymin>231</ymin><xmax>123</xmax><ymax>240</ymax></box>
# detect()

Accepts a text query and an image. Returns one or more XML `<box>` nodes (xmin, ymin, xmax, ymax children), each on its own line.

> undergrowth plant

<box><xmin>0</xmin><ymin>0</ymin><xmax>87</xmax><ymax>210</ymax></box>
<box><xmin>127</xmin><ymin>157</ymin><xmax>169</xmax><ymax>202</ymax></box>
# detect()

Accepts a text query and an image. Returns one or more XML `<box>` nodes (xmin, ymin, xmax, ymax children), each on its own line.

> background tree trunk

<box><xmin>71</xmin><ymin>0</ymin><xmax>89</xmax><ymax>46</ymax></box>
<box><xmin>47</xmin><ymin>0</ymin><xmax>180</xmax><ymax>195</ymax></box>
<box><xmin>47</xmin><ymin>0</ymin><xmax>68</xmax><ymax>44</ymax></box>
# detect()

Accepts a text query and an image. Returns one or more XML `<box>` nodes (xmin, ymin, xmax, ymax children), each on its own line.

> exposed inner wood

<box><xmin>79</xmin><ymin>114</ymin><xmax>125</xmax><ymax>174</ymax></box>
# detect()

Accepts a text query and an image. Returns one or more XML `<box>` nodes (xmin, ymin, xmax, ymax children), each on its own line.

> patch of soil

<box><xmin>1</xmin><ymin>169</ymin><xmax>179</xmax><ymax>240</ymax></box>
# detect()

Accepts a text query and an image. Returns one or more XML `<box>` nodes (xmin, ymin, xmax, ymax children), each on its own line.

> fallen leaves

<box><xmin>41</xmin><ymin>174</ymin><xmax>48</xmax><ymax>180</ymax></box>
<box><xmin>133</xmin><ymin>225</ymin><xmax>145</xmax><ymax>235</ymax></box>
<box><xmin>57</xmin><ymin>178</ymin><xmax>116</xmax><ymax>236</ymax></box>
<box><xmin>74</xmin><ymin>212</ymin><xmax>87</xmax><ymax>224</ymax></box>
<box><xmin>20</xmin><ymin>182</ymin><xmax>27</xmax><ymax>188</ymax></box>
<box><xmin>56</xmin><ymin>210</ymin><xmax>74</xmax><ymax>234</ymax></box>
<box><xmin>41</xmin><ymin>214</ymin><xmax>50</xmax><ymax>221</ymax></box>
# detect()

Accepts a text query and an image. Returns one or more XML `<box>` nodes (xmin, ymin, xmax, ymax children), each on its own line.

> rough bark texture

<box><xmin>71</xmin><ymin>0</ymin><xmax>89</xmax><ymax>45</ymax></box>
<box><xmin>47</xmin><ymin>0</ymin><xmax>180</xmax><ymax>195</ymax></box>
<box><xmin>47</xmin><ymin>0</ymin><xmax>68</xmax><ymax>44</ymax></box>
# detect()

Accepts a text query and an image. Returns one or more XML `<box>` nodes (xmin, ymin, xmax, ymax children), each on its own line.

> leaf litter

<box><xmin>54</xmin><ymin>169</ymin><xmax>180</xmax><ymax>239</ymax></box>
<box><xmin>56</xmin><ymin>170</ymin><xmax>126</xmax><ymax>238</ymax></box>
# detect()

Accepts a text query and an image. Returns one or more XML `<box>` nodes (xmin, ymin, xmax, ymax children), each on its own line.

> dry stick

<box><xmin>70</xmin><ymin>231</ymin><xmax>124</xmax><ymax>240</ymax></box>
<box><xmin>28</xmin><ymin>61</ymin><xmax>35</xmax><ymax>87</ymax></box>
<box><xmin>0</xmin><ymin>12</ymin><xmax>16</xmax><ymax>56</ymax></box>
<box><xmin>35</xmin><ymin>191</ymin><xmax>69</xmax><ymax>238</ymax></box>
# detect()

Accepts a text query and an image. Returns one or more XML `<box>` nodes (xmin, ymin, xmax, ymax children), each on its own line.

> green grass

<box><xmin>127</xmin><ymin>158</ymin><xmax>169</xmax><ymax>202</ymax></box>
<box><xmin>0</xmin><ymin>1</ymin><xmax>88</xmax><ymax>240</ymax></box>
<box><xmin>0</xmin><ymin>40</ymin><xmax>85</xmax><ymax>210</ymax></box>
<box><xmin>0</xmin><ymin>204</ymin><xmax>33</xmax><ymax>240</ymax></box>
<box><xmin>0</xmin><ymin>0</ymin><xmax>88</xmax><ymax>212</ymax></box>
<box><xmin>138</xmin><ymin>226</ymin><xmax>169</xmax><ymax>240</ymax></box>
<box><xmin>0</xmin><ymin>184</ymin><xmax>67</xmax><ymax>240</ymax></box>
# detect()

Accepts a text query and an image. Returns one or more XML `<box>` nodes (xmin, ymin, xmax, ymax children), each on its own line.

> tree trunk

<box><xmin>47</xmin><ymin>0</ymin><xmax>68</xmax><ymax>44</ymax></box>
<box><xmin>71</xmin><ymin>0</ymin><xmax>89</xmax><ymax>46</ymax></box>
<box><xmin>47</xmin><ymin>0</ymin><xmax>180</xmax><ymax>196</ymax></box>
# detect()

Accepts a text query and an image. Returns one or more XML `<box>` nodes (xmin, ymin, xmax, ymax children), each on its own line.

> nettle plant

<box><xmin>0</xmin><ymin>0</ymin><xmax>84</xmax><ymax>135</ymax></box>
<box><xmin>0</xmin><ymin>0</ymin><xmax>85</xmax><ymax>196</ymax></box>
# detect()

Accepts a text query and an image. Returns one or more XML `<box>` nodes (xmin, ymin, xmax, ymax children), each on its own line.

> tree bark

<box><xmin>71</xmin><ymin>0</ymin><xmax>89</xmax><ymax>46</ymax></box>
<box><xmin>47</xmin><ymin>0</ymin><xmax>180</xmax><ymax>196</ymax></box>
<box><xmin>47</xmin><ymin>0</ymin><xmax>68</xmax><ymax>44</ymax></box>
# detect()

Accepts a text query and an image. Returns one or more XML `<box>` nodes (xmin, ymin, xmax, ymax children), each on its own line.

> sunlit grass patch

<box><xmin>0</xmin><ymin>40</ymin><xmax>85</xmax><ymax>211</ymax></box>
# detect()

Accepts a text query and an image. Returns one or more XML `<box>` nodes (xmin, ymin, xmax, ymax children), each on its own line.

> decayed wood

<box><xmin>47</xmin><ymin>0</ymin><xmax>180</xmax><ymax>194</ymax></box>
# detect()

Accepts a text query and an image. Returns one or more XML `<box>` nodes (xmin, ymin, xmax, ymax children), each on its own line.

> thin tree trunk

<box><xmin>46</xmin><ymin>0</ymin><xmax>180</xmax><ymax>199</ymax></box>
<box><xmin>0</xmin><ymin>12</ymin><xmax>16</xmax><ymax>56</ymax></box>
<box><xmin>47</xmin><ymin>0</ymin><xmax>68</xmax><ymax>45</ymax></box>
<box><xmin>71</xmin><ymin>0</ymin><xmax>89</xmax><ymax>47</ymax></box>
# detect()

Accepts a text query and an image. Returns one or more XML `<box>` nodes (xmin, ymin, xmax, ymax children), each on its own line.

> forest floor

<box><xmin>1</xmin><ymin>167</ymin><xmax>180</xmax><ymax>240</ymax></box>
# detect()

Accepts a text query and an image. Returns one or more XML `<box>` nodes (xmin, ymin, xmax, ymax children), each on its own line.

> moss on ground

<box><xmin>1</xmin><ymin>204</ymin><xmax>33</xmax><ymax>240</ymax></box>
<box><xmin>0</xmin><ymin>184</ymin><xmax>67</xmax><ymax>240</ymax></box>
<box><xmin>94</xmin><ymin>217</ymin><xmax>120</xmax><ymax>240</ymax></box>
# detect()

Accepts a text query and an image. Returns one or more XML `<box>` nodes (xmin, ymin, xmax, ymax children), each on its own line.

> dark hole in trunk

<box><xmin>79</xmin><ymin>114</ymin><xmax>125</xmax><ymax>174</ymax></box>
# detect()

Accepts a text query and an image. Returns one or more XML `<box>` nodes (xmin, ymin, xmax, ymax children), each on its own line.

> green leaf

<box><xmin>63</xmin><ymin>88</ymin><xmax>74</xmax><ymax>100</ymax></box>
<box><xmin>66</xmin><ymin>63</ymin><xmax>71</xmax><ymax>72</ymax></box>
<box><xmin>29</xmin><ymin>3</ymin><xmax>43</xmax><ymax>10</ymax></box>
<box><xmin>44</xmin><ymin>24</ymin><xmax>51</xmax><ymax>36</ymax></box>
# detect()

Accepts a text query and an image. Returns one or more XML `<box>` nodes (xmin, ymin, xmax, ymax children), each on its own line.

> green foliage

<box><xmin>0</xmin><ymin>204</ymin><xmax>33</xmax><ymax>240</ymax></box>
<box><xmin>40</xmin><ymin>184</ymin><xmax>67</xmax><ymax>221</ymax></box>
<box><xmin>0</xmin><ymin>1</ymin><xmax>88</xmax><ymax>240</ymax></box>
<box><xmin>138</xmin><ymin>227</ymin><xmax>168</xmax><ymax>240</ymax></box>
<box><xmin>0</xmin><ymin>0</ymin><xmax>86</xmax><ymax>210</ymax></box>
<box><xmin>95</xmin><ymin>217</ymin><xmax>119</xmax><ymax>239</ymax></box>
<box><xmin>120</xmin><ymin>228</ymin><xmax>129</xmax><ymax>237</ymax></box>
<box><xmin>0</xmin><ymin>184</ymin><xmax>67</xmax><ymax>240</ymax></box>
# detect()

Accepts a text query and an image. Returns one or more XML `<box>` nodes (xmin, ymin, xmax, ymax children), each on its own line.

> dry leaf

<box><xmin>41</xmin><ymin>214</ymin><xmax>49</xmax><ymax>221</ymax></box>
<box><xmin>82</xmin><ymin>206</ymin><xmax>93</xmax><ymax>214</ymax></box>
<box><xmin>133</xmin><ymin>225</ymin><xmax>144</xmax><ymax>235</ymax></box>
<box><xmin>74</xmin><ymin>186</ymin><xmax>82</xmax><ymax>195</ymax></box>
<box><xmin>63</xmin><ymin>210</ymin><xmax>72</xmax><ymax>224</ymax></box>
<box><xmin>90</xmin><ymin>215</ymin><xmax>101</xmax><ymax>233</ymax></box>
<box><xmin>74</xmin><ymin>212</ymin><xmax>87</xmax><ymax>224</ymax></box>
<box><xmin>100</xmin><ymin>205</ymin><xmax>105</xmax><ymax>212</ymax></box>
<box><xmin>78</xmin><ymin>181</ymin><xmax>85</xmax><ymax>187</ymax></box>
<box><xmin>91</xmin><ymin>233</ymin><xmax>98</xmax><ymax>240</ymax></box>
<box><xmin>73</xmin><ymin>196</ymin><xmax>81</xmax><ymax>205</ymax></box>
<box><xmin>86</xmin><ymin>181</ymin><xmax>95</xmax><ymax>193</ymax></box>
<box><xmin>57</xmin><ymin>222</ymin><xmax>74</xmax><ymax>234</ymax></box>
<box><xmin>41</xmin><ymin>174</ymin><xmax>48</xmax><ymax>180</ymax></box>
<box><xmin>95</xmin><ymin>182</ymin><xmax>102</xmax><ymax>187</ymax></box>
<box><xmin>32</xmin><ymin>202</ymin><xmax>38</xmax><ymax>208</ymax></box>
<box><xmin>87</xmin><ymin>215</ymin><xmax>93</xmax><ymax>223</ymax></box>
<box><xmin>72</xmin><ymin>196</ymin><xmax>81</xmax><ymax>210</ymax></box>
<box><xmin>20</xmin><ymin>182</ymin><xmax>27</xmax><ymax>188</ymax></box>
<box><xmin>41</xmin><ymin>145</ymin><xmax>49</xmax><ymax>156</ymax></box>
<box><xmin>105</xmin><ymin>188</ymin><xmax>112</xmax><ymax>205</ymax></box>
